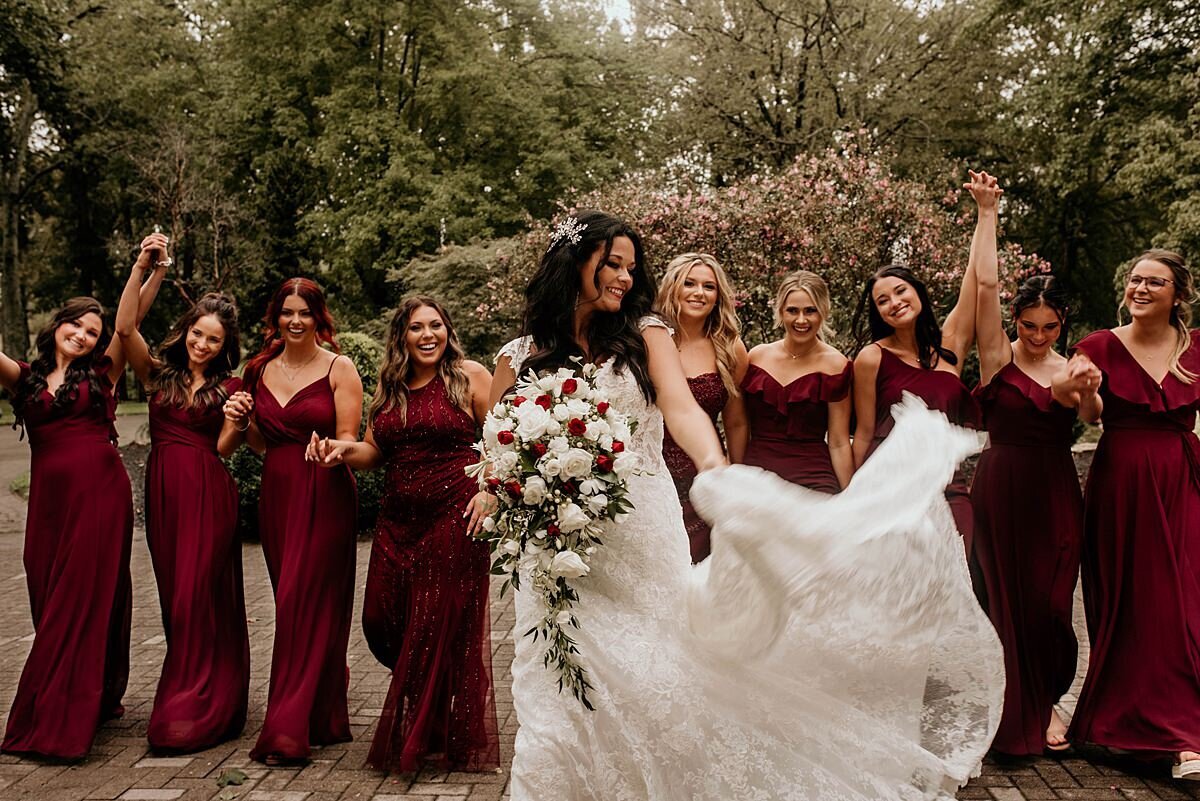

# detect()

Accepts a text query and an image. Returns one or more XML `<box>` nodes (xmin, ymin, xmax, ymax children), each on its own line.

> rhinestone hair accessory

<box><xmin>548</xmin><ymin>216</ymin><xmax>587</xmax><ymax>252</ymax></box>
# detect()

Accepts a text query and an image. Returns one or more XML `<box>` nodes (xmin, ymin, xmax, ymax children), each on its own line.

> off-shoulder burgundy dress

<box><xmin>144</xmin><ymin>378</ymin><xmax>249</xmax><ymax>752</ymax></box>
<box><xmin>249</xmin><ymin>363</ymin><xmax>357</xmax><ymax>763</ymax></box>
<box><xmin>662</xmin><ymin>373</ymin><xmax>728</xmax><ymax>563</ymax></box>
<box><xmin>865</xmin><ymin>347</ymin><xmax>979</xmax><ymax>550</ymax></box>
<box><xmin>742</xmin><ymin>362</ymin><xmax>852</xmax><ymax>494</ymax></box>
<box><xmin>971</xmin><ymin>361</ymin><xmax>1083</xmax><ymax>755</ymax></box>
<box><xmin>2</xmin><ymin>358</ymin><xmax>132</xmax><ymax>759</ymax></box>
<box><xmin>362</xmin><ymin>375</ymin><xmax>499</xmax><ymax>772</ymax></box>
<box><xmin>1067</xmin><ymin>329</ymin><xmax>1200</xmax><ymax>754</ymax></box>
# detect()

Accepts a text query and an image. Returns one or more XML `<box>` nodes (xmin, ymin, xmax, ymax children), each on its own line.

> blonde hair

<box><xmin>655</xmin><ymin>253</ymin><xmax>743</xmax><ymax>398</ymax></box>
<box><xmin>1121</xmin><ymin>249</ymin><xmax>1197</xmax><ymax>385</ymax></box>
<box><xmin>370</xmin><ymin>296</ymin><xmax>473</xmax><ymax>425</ymax></box>
<box><xmin>774</xmin><ymin>271</ymin><xmax>834</xmax><ymax>340</ymax></box>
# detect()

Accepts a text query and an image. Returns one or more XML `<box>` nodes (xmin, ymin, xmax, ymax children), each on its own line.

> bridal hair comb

<box><xmin>548</xmin><ymin>216</ymin><xmax>587</xmax><ymax>252</ymax></box>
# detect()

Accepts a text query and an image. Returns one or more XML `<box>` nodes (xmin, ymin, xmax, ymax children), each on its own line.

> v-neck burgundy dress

<box><xmin>2</xmin><ymin>358</ymin><xmax>132</xmax><ymax>759</ymax></box>
<box><xmin>662</xmin><ymin>373</ymin><xmax>728</xmax><ymax>563</ymax></box>
<box><xmin>1067</xmin><ymin>329</ymin><xmax>1200</xmax><ymax>753</ymax></box>
<box><xmin>144</xmin><ymin>377</ymin><xmax>249</xmax><ymax>752</ymax></box>
<box><xmin>741</xmin><ymin>362</ymin><xmax>852</xmax><ymax>494</ymax></box>
<box><xmin>865</xmin><ymin>346</ymin><xmax>980</xmax><ymax>551</ymax></box>
<box><xmin>971</xmin><ymin>360</ymin><xmax>1083</xmax><ymax>755</ymax></box>
<box><xmin>249</xmin><ymin>363</ymin><xmax>357</xmax><ymax>763</ymax></box>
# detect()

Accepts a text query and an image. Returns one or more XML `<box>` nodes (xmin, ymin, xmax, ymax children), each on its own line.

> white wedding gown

<box><xmin>499</xmin><ymin>326</ymin><xmax>1003</xmax><ymax>801</ymax></box>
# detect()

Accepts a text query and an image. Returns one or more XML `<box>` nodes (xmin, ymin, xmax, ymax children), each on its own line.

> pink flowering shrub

<box><xmin>480</xmin><ymin>139</ymin><xmax>1049</xmax><ymax>351</ymax></box>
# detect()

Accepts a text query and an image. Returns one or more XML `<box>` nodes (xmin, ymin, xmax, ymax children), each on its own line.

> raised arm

<box><xmin>965</xmin><ymin>171</ymin><xmax>1007</xmax><ymax>386</ymax></box>
<box><xmin>644</xmin><ymin>325</ymin><xmax>725</xmax><ymax>472</ymax></box>
<box><xmin>1051</xmin><ymin>353</ymin><xmax>1103</xmax><ymax>423</ymax></box>
<box><xmin>851</xmin><ymin>345</ymin><xmax>881</xmax><ymax>469</ymax></box>
<box><xmin>942</xmin><ymin>171</ymin><xmax>1003</xmax><ymax>368</ymax></box>
<box><xmin>107</xmin><ymin>231</ymin><xmax>170</xmax><ymax>384</ymax></box>
<box><xmin>720</xmin><ymin>339</ymin><xmax>751</xmax><ymax>464</ymax></box>
<box><xmin>0</xmin><ymin>351</ymin><xmax>22</xmax><ymax>392</ymax></box>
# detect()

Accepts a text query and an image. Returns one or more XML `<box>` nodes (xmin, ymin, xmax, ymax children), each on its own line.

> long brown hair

<box><xmin>13</xmin><ymin>297</ymin><xmax>113</xmax><ymax>432</ymax></box>
<box><xmin>1121</xmin><ymin>249</ymin><xmax>1197</xmax><ymax>384</ymax></box>
<box><xmin>655</xmin><ymin>253</ymin><xmax>743</xmax><ymax>398</ymax></box>
<box><xmin>243</xmin><ymin>278</ymin><xmax>339</xmax><ymax>390</ymax></box>
<box><xmin>370</xmin><ymin>296</ymin><xmax>472</xmax><ymax>426</ymax></box>
<box><xmin>149</xmin><ymin>293</ymin><xmax>242</xmax><ymax>408</ymax></box>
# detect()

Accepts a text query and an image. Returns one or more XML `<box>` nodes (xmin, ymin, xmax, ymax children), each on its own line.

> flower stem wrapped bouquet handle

<box><xmin>466</xmin><ymin>359</ymin><xmax>640</xmax><ymax>709</ymax></box>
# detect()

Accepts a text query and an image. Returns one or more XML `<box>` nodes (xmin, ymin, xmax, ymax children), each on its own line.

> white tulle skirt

<box><xmin>509</xmin><ymin>395</ymin><xmax>1003</xmax><ymax>801</ymax></box>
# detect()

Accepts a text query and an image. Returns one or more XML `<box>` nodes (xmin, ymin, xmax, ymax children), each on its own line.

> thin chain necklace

<box><xmin>278</xmin><ymin>349</ymin><xmax>320</xmax><ymax>382</ymax></box>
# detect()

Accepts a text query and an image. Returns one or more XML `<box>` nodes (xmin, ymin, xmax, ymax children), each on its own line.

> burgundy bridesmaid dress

<box><xmin>662</xmin><ymin>373</ymin><xmax>728</xmax><ymax>563</ymax></box>
<box><xmin>362</xmin><ymin>376</ymin><xmax>499</xmax><ymax>772</ymax></box>
<box><xmin>2</xmin><ymin>358</ymin><xmax>133</xmax><ymax>759</ymax></box>
<box><xmin>1067</xmin><ymin>329</ymin><xmax>1200</xmax><ymax>754</ymax></box>
<box><xmin>971</xmin><ymin>361</ymin><xmax>1083</xmax><ymax>755</ymax></box>
<box><xmin>741</xmin><ymin>362</ymin><xmax>851</xmax><ymax>493</ymax></box>
<box><xmin>866</xmin><ymin>347</ymin><xmax>980</xmax><ymax>549</ymax></box>
<box><xmin>249</xmin><ymin>363</ymin><xmax>357</xmax><ymax>763</ymax></box>
<box><xmin>144</xmin><ymin>377</ymin><xmax>249</xmax><ymax>752</ymax></box>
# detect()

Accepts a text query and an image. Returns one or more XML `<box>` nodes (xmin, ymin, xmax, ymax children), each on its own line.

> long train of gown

<box><xmin>501</xmin><ymin>331</ymin><xmax>1003</xmax><ymax>801</ymax></box>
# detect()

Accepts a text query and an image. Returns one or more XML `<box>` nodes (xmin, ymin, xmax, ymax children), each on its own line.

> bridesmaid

<box><xmin>0</xmin><ymin>233</ymin><xmax>165</xmax><ymax>758</ymax></box>
<box><xmin>852</xmin><ymin>171</ymin><xmax>997</xmax><ymax>553</ymax></box>
<box><xmin>1053</xmin><ymin>250</ymin><xmax>1200</xmax><ymax>778</ymax></box>
<box><xmin>742</xmin><ymin>271</ymin><xmax>852</xmax><ymax>492</ymax></box>
<box><xmin>308</xmin><ymin>296</ymin><xmax>500</xmax><ymax>772</ymax></box>
<box><xmin>972</xmin><ymin>230</ymin><xmax>1083</xmax><ymax>753</ymax></box>
<box><xmin>654</xmin><ymin>253</ymin><xmax>748</xmax><ymax>562</ymax></box>
<box><xmin>114</xmin><ymin>276</ymin><xmax>250</xmax><ymax>752</ymax></box>
<box><xmin>229</xmin><ymin>277</ymin><xmax>363</xmax><ymax>765</ymax></box>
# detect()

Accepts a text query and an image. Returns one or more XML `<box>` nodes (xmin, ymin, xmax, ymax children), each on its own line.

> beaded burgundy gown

<box><xmin>741</xmin><ymin>362</ymin><xmax>851</xmax><ymax>494</ymax></box>
<box><xmin>971</xmin><ymin>361</ymin><xmax>1082</xmax><ymax>755</ymax></box>
<box><xmin>249</xmin><ymin>364</ymin><xmax>357</xmax><ymax>763</ymax></box>
<box><xmin>866</xmin><ymin>347</ymin><xmax>979</xmax><ymax>550</ymax></box>
<box><xmin>144</xmin><ymin>377</ymin><xmax>249</xmax><ymax>752</ymax></box>
<box><xmin>662</xmin><ymin>373</ymin><xmax>728</xmax><ymax>563</ymax></box>
<box><xmin>1067</xmin><ymin>329</ymin><xmax>1200</xmax><ymax>753</ymax></box>
<box><xmin>2</xmin><ymin>358</ymin><xmax>132</xmax><ymax>759</ymax></box>
<box><xmin>362</xmin><ymin>375</ymin><xmax>499</xmax><ymax>772</ymax></box>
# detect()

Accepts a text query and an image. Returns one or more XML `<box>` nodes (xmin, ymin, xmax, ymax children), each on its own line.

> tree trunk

<box><xmin>0</xmin><ymin>80</ymin><xmax>36</xmax><ymax>359</ymax></box>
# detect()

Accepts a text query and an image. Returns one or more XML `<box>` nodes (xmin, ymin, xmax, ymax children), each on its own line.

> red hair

<box><xmin>243</xmin><ymin>278</ymin><xmax>340</xmax><ymax>390</ymax></box>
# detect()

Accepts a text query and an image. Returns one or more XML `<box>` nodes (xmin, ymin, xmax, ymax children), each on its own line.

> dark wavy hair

<box><xmin>13</xmin><ymin>297</ymin><xmax>113</xmax><ymax>432</ymax></box>
<box><xmin>149</xmin><ymin>293</ymin><xmax>241</xmax><ymax>409</ymax></box>
<box><xmin>1010</xmin><ymin>274</ymin><xmax>1069</xmax><ymax>335</ymax></box>
<box><xmin>242</xmin><ymin>277</ymin><xmax>339</xmax><ymax>391</ymax></box>
<box><xmin>370</xmin><ymin>296</ymin><xmax>471</xmax><ymax>427</ymax></box>
<box><xmin>852</xmin><ymin>264</ymin><xmax>957</xmax><ymax>368</ymax></box>
<box><xmin>521</xmin><ymin>210</ymin><xmax>656</xmax><ymax>401</ymax></box>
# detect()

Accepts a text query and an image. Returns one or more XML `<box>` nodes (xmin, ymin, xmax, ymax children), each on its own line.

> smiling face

<box><xmin>53</xmin><ymin>312</ymin><xmax>103</xmax><ymax>362</ymax></box>
<box><xmin>578</xmin><ymin>236</ymin><xmax>637</xmax><ymax>315</ymax></box>
<box><xmin>278</xmin><ymin>292</ymin><xmax>316</xmax><ymax>345</ymax></box>
<box><xmin>404</xmin><ymin>304</ymin><xmax>448</xmax><ymax>368</ymax></box>
<box><xmin>184</xmin><ymin>314</ymin><xmax>227</xmax><ymax>370</ymax></box>
<box><xmin>1123</xmin><ymin>258</ymin><xmax>1178</xmax><ymax>322</ymax></box>
<box><xmin>780</xmin><ymin>289</ymin><xmax>822</xmax><ymax>346</ymax></box>
<box><xmin>872</xmin><ymin>276</ymin><xmax>923</xmax><ymax>330</ymax></box>
<box><xmin>1014</xmin><ymin>303</ymin><xmax>1062</xmax><ymax>358</ymax></box>
<box><xmin>674</xmin><ymin>263</ymin><xmax>719</xmax><ymax>325</ymax></box>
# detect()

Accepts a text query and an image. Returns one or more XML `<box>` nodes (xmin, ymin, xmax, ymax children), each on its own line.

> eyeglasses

<box><xmin>1127</xmin><ymin>274</ymin><xmax>1175</xmax><ymax>291</ymax></box>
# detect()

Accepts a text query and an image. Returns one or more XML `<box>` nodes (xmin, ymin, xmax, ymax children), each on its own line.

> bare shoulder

<box><xmin>462</xmin><ymin>359</ymin><xmax>491</xmax><ymax>379</ymax></box>
<box><xmin>747</xmin><ymin>342</ymin><xmax>772</xmax><ymax>364</ymax></box>
<box><xmin>853</xmin><ymin>342</ymin><xmax>882</xmax><ymax>370</ymax></box>
<box><xmin>819</xmin><ymin>342</ymin><xmax>850</xmax><ymax>370</ymax></box>
<box><xmin>330</xmin><ymin>352</ymin><xmax>361</xmax><ymax>381</ymax></box>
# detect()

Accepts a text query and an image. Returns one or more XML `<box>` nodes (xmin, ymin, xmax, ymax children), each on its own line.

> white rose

<box><xmin>482</xmin><ymin>415</ymin><xmax>506</xmax><ymax>450</ymax></box>
<box><xmin>500</xmin><ymin>538</ymin><xmax>520</xmax><ymax>555</ymax></box>
<box><xmin>566</xmin><ymin>398</ymin><xmax>591</xmax><ymax>418</ymax></box>
<box><xmin>557</xmin><ymin>502</ymin><xmax>592</xmax><ymax>532</ymax></box>
<box><xmin>578</xmin><ymin>478</ymin><xmax>605</xmax><ymax>495</ymax></box>
<box><xmin>495</xmin><ymin>451</ymin><xmax>519</xmax><ymax>475</ymax></box>
<box><xmin>598</xmin><ymin>434</ymin><xmax>614</xmax><ymax>451</ymax></box>
<box><xmin>613</xmin><ymin>452</ymin><xmax>639</xmax><ymax>478</ymax></box>
<box><xmin>560</xmin><ymin>448</ymin><xmax>594</xmax><ymax>479</ymax></box>
<box><xmin>537</xmin><ymin>375</ymin><xmax>559</xmax><ymax>392</ymax></box>
<box><xmin>522</xmin><ymin>476</ymin><xmax>548</xmax><ymax>506</ymax></box>
<box><xmin>545</xmin><ymin>419</ymin><xmax>562</xmax><ymax>436</ymax></box>
<box><xmin>548</xmin><ymin>436</ymin><xmax>570</xmax><ymax>455</ymax></box>
<box><xmin>552</xmin><ymin>404</ymin><xmax>570</xmax><ymax>421</ymax></box>
<box><xmin>584</xmin><ymin>419</ymin><xmax>610</xmax><ymax>441</ymax></box>
<box><xmin>538</xmin><ymin>457</ymin><xmax>563</xmax><ymax>478</ymax></box>
<box><xmin>483</xmin><ymin>516</ymin><xmax>497</xmax><ymax>533</ymax></box>
<box><xmin>585</xmin><ymin>493</ymin><xmax>609</xmax><ymax>515</ymax></box>
<box><xmin>611</xmin><ymin>421</ymin><xmax>632</xmax><ymax>442</ymax></box>
<box><xmin>512</xmin><ymin>401</ymin><xmax>552</xmax><ymax>440</ymax></box>
<box><xmin>549</xmin><ymin>550</ymin><xmax>590</xmax><ymax>578</ymax></box>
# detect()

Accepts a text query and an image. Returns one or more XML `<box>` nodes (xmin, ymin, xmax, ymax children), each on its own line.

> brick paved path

<box><xmin>0</xmin><ymin>439</ymin><xmax>1198</xmax><ymax>799</ymax></box>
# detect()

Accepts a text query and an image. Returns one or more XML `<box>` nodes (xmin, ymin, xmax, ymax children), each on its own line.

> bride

<box><xmin>490</xmin><ymin>210</ymin><xmax>1003</xmax><ymax>800</ymax></box>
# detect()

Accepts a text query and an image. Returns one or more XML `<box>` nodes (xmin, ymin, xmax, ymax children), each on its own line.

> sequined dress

<box><xmin>362</xmin><ymin>375</ymin><xmax>499</xmax><ymax>772</ymax></box>
<box><xmin>662</xmin><ymin>373</ymin><xmax>728</xmax><ymax>562</ymax></box>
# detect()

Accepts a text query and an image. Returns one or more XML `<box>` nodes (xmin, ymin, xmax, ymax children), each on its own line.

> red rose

<box><xmin>504</xmin><ymin>480</ymin><xmax>522</xmax><ymax>499</ymax></box>
<box><xmin>512</xmin><ymin>395</ymin><xmax>527</xmax><ymax>407</ymax></box>
<box><xmin>531</xmin><ymin>442</ymin><xmax>548</xmax><ymax>457</ymax></box>
<box><xmin>567</xmin><ymin>418</ymin><xmax>587</xmax><ymax>436</ymax></box>
<box><xmin>485</xmin><ymin>477</ymin><xmax>501</xmax><ymax>492</ymax></box>
<box><xmin>497</xmin><ymin>430</ymin><xmax>515</xmax><ymax>445</ymax></box>
<box><xmin>596</xmin><ymin>402</ymin><xmax>610</xmax><ymax>415</ymax></box>
<box><xmin>547</xmin><ymin>523</ymin><xmax>561</xmax><ymax>536</ymax></box>
<box><xmin>561</xmin><ymin>378</ymin><xmax>578</xmax><ymax>395</ymax></box>
<box><xmin>562</xmin><ymin>480</ymin><xmax>577</xmax><ymax>494</ymax></box>
<box><xmin>611</xmin><ymin>440</ymin><xmax>625</xmax><ymax>453</ymax></box>
<box><xmin>596</xmin><ymin>455</ymin><xmax>615</xmax><ymax>472</ymax></box>
<box><xmin>535</xmin><ymin>394</ymin><xmax>552</xmax><ymax>410</ymax></box>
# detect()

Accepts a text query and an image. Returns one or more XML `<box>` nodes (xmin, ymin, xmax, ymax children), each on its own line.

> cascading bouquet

<box><xmin>466</xmin><ymin>361</ymin><xmax>640</xmax><ymax>709</ymax></box>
